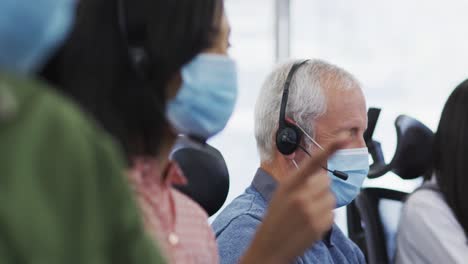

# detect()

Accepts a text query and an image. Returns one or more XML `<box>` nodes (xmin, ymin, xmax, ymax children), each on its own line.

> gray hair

<box><xmin>254</xmin><ymin>59</ymin><xmax>361</xmax><ymax>162</ymax></box>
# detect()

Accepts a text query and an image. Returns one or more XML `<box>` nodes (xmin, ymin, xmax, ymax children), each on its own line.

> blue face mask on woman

<box><xmin>166</xmin><ymin>54</ymin><xmax>238</xmax><ymax>140</ymax></box>
<box><xmin>0</xmin><ymin>0</ymin><xmax>76</xmax><ymax>74</ymax></box>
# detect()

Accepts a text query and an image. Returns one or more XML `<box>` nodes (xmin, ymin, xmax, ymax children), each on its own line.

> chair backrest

<box><xmin>171</xmin><ymin>136</ymin><xmax>230</xmax><ymax>216</ymax></box>
<box><xmin>348</xmin><ymin>110</ymin><xmax>434</xmax><ymax>263</ymax></box>
<box><xmin>348</xmin><ymin>188</ymin><xmax>408</xmax><ymax>264</ymax></box>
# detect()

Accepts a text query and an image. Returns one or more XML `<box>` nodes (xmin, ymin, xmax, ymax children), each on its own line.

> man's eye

<box><xmin>350</xmin><ymin>128</ymin><xmax>358</xmax><ymax>137</ymax></box>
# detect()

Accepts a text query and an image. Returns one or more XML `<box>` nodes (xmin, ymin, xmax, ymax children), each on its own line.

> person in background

<box><xmin>42</xmin><ymin>0</ymin><xmax>349</xmax><ymax>263</ymax></box>
<box><xmin>0</xmin><ymin>0</ymin><xmax>165</xmax><ymax>263</ymax></box>
<box><xmin>395</xmin><ymin>79</ymin><xmax>468</xmax><ymax>264</ymax></box>
<box><xmin>213</xmin><ymin>59</ymin><xmax>368</xmax><ymax>264</ymax></box>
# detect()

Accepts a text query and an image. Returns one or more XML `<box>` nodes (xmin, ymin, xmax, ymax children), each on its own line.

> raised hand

<box><xmin>240</xmin><ymin>139</ymin><xmax>348</xmax><ymax>264</ymax></box>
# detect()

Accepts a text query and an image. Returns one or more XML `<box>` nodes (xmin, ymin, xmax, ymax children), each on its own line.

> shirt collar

<box><xmin>251</xmin><ymin>167</ymin><xmax>336</xmax><ymax>247</ymax></box>
<box><xmin>324</xmin><ymin>228</ymin><xmax>335</xmax><ymax>247</ymax></box>
<box><xmin>251</xmin><ymin>168</ymin><xmax>278</xmax><ymax>202</ymax></box>
<box><xmin>164</xmin><ymin>161</ymin><xmax>187</xmax><ymax>186</ymax></box>
<box><xmin>129</xmin><ymin>159</ymin><xmax>187</xmax><ymax>187</ymax></box>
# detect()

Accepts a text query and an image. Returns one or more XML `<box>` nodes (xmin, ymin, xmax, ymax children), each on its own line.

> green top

<box><xmin>0</xmin><ymin>73</ymin><xmax>165</xmax><ymax>263</ymax></box>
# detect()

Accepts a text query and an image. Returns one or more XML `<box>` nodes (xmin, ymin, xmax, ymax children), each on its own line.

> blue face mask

<box><xmin>327</xmin><ymin>147</ymin><xmax>369</xmax><ymax>208</ymax></box>
<box><xmin>166</xmin><ymin>54</ymin><xmax>238</xmax><ymax>140</ymax></box>
<box><xmin>292</xmin><ymin>125</ymin><xmax>369</xmax><ymax>208</ymax></box>
<box><xmin>0</xmin><ymin>0</ymin><xmax>76</xmax><ymax>74</ymax></box>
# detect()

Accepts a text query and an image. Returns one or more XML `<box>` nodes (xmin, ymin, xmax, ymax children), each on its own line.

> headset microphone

<box><xmin>296</xmin><ymin>142</ymin><xmax>349</xmax><ymax>181</ymax></box>
<box><xmin>326</xmin><ymin>168</ymin><xmax>349</xmax><ymax>181</ymax></box>
<box><xmin>275</xmin><ymin>60</ymin><xmax>349</xmax><ymax>181</ymax></box>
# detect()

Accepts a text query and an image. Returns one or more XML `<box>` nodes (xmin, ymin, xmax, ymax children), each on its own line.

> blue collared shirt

<box><xmin>212</xmin><ymin>168</ymin><xmax>366</xmax><ymax>264</ymax></box>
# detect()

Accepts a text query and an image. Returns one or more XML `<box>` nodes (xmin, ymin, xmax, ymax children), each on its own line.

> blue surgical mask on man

<box><xmin>0</xmin><ymin>0</ymin><xmax>76</xmax><ymax>75</ymax></box>
<box><xmin>166</xmin><ymin>54</ymin><xmax>238</xmax><ymax>140</ymax></box>
<box><xmin>327</xmin><ymin>147</ymin><xmax>369</xmax><ymax>208</ymax></box>
<box><xmin>292</xmin><ymin>124</ymin><xmax>370</xmax><ymax>208</ymax></box>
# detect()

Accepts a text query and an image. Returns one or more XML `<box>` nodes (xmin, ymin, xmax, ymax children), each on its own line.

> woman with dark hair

<box><xmin>42</xmin><ymin>0</ymin><xmax>346</xmax><ymax>262</ymax></box>
<box><xmin>395</xmin><ymin>80</ymin><xmax>468</xmax><ymax>264</ymax></box>
<box><xmin>44</xmin><ymin>0</ymin><xmax>233</xmax><ymax>261</ymax></box>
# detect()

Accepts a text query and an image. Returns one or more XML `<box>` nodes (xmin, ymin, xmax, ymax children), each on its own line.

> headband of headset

<box><xmin>278</xmin><ymin>60</ymin><xmax>310</xmax><ymax>127</ymax></box>
<box><xmin>117</xmin><ymin>0</ymin><xmax>149</xmax><ymax>76</ymax></box>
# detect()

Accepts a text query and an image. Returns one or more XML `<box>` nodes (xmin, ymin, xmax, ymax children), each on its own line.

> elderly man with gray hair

<box><xmin>212</xmin><ymin>59</ymin><xmax>369</xmax><ymax>263</ymax></box>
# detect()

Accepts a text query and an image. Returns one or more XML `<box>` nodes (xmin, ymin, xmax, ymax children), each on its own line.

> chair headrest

<box><xmin>389</xmin><ymin>115</ymin><xmax>434</xmax><ymax>179</ymax></box>
<box><xmin>367</xmin><ymin>111</ymin><xmax>434</xmax><ymax>179</ymax></box>
<box><xmin>170</xmin><ymin>137</ymin><xmax>230</xmax><ymax>216</ymax></box>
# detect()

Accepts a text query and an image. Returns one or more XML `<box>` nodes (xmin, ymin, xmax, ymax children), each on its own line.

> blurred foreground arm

<box><xmin>0</xmin><ymin>75</ymin><xmax>165</xmax><ymax>263</ymax></box>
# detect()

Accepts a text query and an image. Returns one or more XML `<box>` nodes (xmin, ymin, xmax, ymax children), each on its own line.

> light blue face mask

<box><xmin>292</xmin><ymin>124</ymin><xmax>369</xmax><ymax>208</ymax></box>
<box><xmin>166</xmin><ymin>54</ymin><xmax>238</xmax><ymax>140</ymax></box>
<box><xmin>0</xmin><ymin>0</ymin><xmax>76</xmax><ymax>74</ymax></box>
<box><xmin>327</xmin><ymin>147</ymin><xmax>369</xmax><ymax>208</ymax></box>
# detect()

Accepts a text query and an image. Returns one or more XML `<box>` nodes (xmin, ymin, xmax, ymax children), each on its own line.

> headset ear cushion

<box><xmin>276</xmin><ymin>126</ymin><xmax>301</xmax><ymax>155</ymax></box>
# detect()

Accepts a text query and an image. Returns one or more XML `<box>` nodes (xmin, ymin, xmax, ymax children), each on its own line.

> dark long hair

<box><xmin>433</xmin><ymin>79</ymin><xmax>468</xmax><ymax>237</ymax></box>
<box><xmin>41</xmin><ymin>0</ymin><xmax>222</xmax><ymax>160</ymax></box>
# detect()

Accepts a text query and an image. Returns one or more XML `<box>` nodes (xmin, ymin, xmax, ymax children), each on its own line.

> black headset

<box><xmin>117</xmin><ymin>0</ymin><xmax>150</xmax><ymax>78</ymax></box>
<box><xmin>116</xmin><ymin>0</ymin><xmax>209</xmax><ymax>144</ymax></box>
<box><xmin>275</xmin><ymin>60</ymin><xmax>349</xmax><ymax>181</ymax></box>
<box><xmin>276</xmin><ymin>60</ymin><xmax>310</xmax><ymax>155</ymax></box>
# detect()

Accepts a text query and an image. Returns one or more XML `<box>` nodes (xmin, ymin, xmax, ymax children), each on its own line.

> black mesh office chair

<box><xmin>347</xmin><ymin>108</ymin><xmax>434</xmax><ymax>264</ymax></box>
